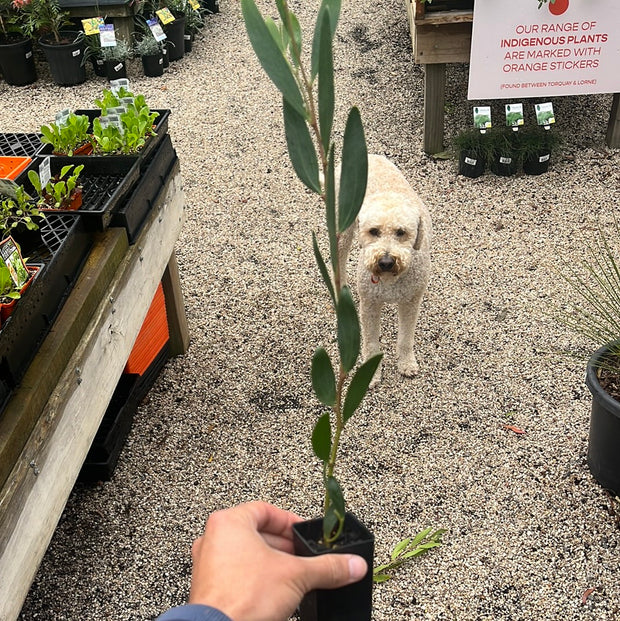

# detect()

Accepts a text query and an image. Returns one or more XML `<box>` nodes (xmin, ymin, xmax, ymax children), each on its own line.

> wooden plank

<box><xmin>423</xmin><ymin>63</ymin><xmax>447</xmax><ymax>154</ymax></box>
<box><xmin>162</xmin><ymin>251</ymin><xmax>190</xmax><ymax>357</ymax></box>
<box><xmin>0</xmin><ymin>227</ymin><xmax>129</xmax><ymax>491</ymax></box>
<box><xmin>0</xmin><ymin>169</ymin><xmax>185</xmax><ymax>621</ymax></box>
<box><xmin>414</xmin><ymin>22</ymin><xmax>472</xmax><ymax>64</ymax></box>
<box><xmin>606</xmin><ymin>93</ymin><xmax>620</xmax><ymax>148</ymax></box>
<box><xmin>414</xmin><ymin>9</ymin><xmax>473</xmax><ymax>26</ymax></box>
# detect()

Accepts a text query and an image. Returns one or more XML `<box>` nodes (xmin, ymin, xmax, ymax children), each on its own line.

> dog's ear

<box><xmin>413</xmin><ymin>216</ymin><xmax>425</xmax><ymax>251</ymax></box>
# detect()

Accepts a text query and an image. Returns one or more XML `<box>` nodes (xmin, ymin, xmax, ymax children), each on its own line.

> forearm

<box><xmin>156</xmin><ymin>604</ymin><xmax>232</xmax><ymax>621</ymax></box>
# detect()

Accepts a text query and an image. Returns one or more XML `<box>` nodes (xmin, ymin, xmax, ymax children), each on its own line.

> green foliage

<box><xmin>20</xmin><ymin>0</ymin><xmax>72</xmax><ymax>42</ymax></box>
<box><xmin>134</xmin><ymin>32</ymin><xmax>161</xmax><ymax>56</ymax></box>
<box><xmin>242</xmin><ymin>0</ymin><xmax>380</xmax><ymax>545</ymax></box>
<box><xmin>0</xmin><ymin>264</ymin><xmax>21</xmax><ymax>302</ymax></box>
<box><xmin>0</xmin><ymin>187</ymin><xmax>44</xmax><ymax>239</ymax></box>
<box><xmin>100</xmin><ymin>39</ymin><xmax>132</xmax><ymax>62</ymax></box>
<box><xmin>28</xmin><ymin>164</ymin><xmax>83</xmax><ymax>209</ymax></box>
<box><xmin>452</xmin><ymin>127</ymin><xmax>491</xmax><ymax>158</ymax></box>
<box><xmin>373</xmin><ymin>528</ymin><xmax>445</xmax><ymax>582</ymax></box>
<box><xmin>40</xmin><ymin>113</ymin><xmax>90</xmax><ymax>156</ymax></box>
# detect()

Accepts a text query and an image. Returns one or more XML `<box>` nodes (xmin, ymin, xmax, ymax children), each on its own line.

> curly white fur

<box><xmin>339</xmin><ymin>155</ymin><xmax>432</xmax><ymax>387</ymax></box>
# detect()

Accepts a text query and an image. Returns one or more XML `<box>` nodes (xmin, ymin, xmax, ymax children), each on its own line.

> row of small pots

<box><xmin>458</xmin><ymin>148</ymin><xmax>552</xmax><ymax>178</ymax></box>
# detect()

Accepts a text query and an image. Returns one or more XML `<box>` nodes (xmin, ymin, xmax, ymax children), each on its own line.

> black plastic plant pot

<box><xmin>0</xmin><ymin>133</ymin><xmax>42</xmax><ymax>158</ymax></box>
<box><xmin>91</xmin><ymin>56</ymin><xmax>106</xmax><ymax>77</ymax></box>
<box><xmin>184</xmin><ymin>32</ymin><xmax>193</xmax><ymax>53</ymax></box>
<box><xmin>17</xmin><ymin>155</ymin><xmax>141</xmax><ymax>231</ymax></box>
<box><xmin>490</xmin><ymin>152</ymin><xmax>517</xmax><ymax>177</ymax></box>
<box><xmin>142</xmin><ymin>53</ymin><xmax>164</xmax><ymax>77</ymax></box>
<box><xmin>523</xmin><ymin>151</ymin><xmax>551</xmax><ymax>175</ymax></box>
<box><xmin>458</xmin><ymin>150</ymin><xmax>485</xmax><ymax>178</ymax></box>
<box><xmin>164</xmin><ymin>17</ymin><xmax>186</xmax><ymax>61</ymax></box>
<box><xmin>586</xmin><ymin>342</ymin><xmax>620</xmax><ymax>496</ymax></box>
<box><xmin>39</xmin><ymin>31</ymin><xmax>86</xmax><ymax>87</ymax></box>
<box><xmin>104</xmin><ymin>59</ymin><xmax>127</xmax><ymax>80</ymax></box>
<box><xmin>292</xmin><ymin>513</ymin><xmax>374</xmax><ymax>621</ymax></box>
<box><xmin>204</xmin><ymin>0</ymin><xmax>219</xmax><ymax>13</ymax></box>
<box><xmin>0</xmin><ymin>38</ymin><xmax>37</xmax><ymax>86</ymax></box>
<box><xmin>162</xmin><ymin>41</ymin><xmax>169</xmax><ymax>68</ymax></box>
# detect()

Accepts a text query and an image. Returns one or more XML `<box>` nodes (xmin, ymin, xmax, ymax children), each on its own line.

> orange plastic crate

<box><xmin>124</xmin><ymin>283</ymin><xmax>169</xmax><ymax>376</ymax></box>
<box><xmin>0</xmin><ymin>156</ymin><xmax>31</xmax><ymax>180</ymax></box>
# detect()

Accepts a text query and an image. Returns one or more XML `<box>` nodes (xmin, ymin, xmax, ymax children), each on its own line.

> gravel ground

<box><xmin>2</xmin><ymin>0</ymin><xmax>620</xmax><ymax>619</ymax></box>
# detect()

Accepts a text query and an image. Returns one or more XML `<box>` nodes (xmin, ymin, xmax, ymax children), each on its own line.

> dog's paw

<box><xmin>398</xmin><ymin>356</ymin><xmax>419</xmax><ymax>377</ymax></box>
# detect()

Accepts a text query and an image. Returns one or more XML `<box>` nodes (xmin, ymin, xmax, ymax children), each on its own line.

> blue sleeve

<box><xmin>155</xmin><ymin>604</ymin><xmax>232</xmax><ymax>621</ymax></box>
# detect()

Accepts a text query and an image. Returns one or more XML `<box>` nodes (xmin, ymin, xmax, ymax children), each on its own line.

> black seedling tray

<box><xmin>0</xmin><ymin>214</ymin><xmax>94</xmax><ymax>387</ymax></box>
<box><xmin>111</xmin><ymin>134</ymin><xmax>178</xmax><ymax>244</ymax></box>
<box><xmin>37</xmin><ymin>109</ymin><xmax>170</xmax><ymax>168</ymax></box>
<box><xmin>0</xmin><ymin>133</ymin><xmax>44</xmax><ymax>158</ymax></box>
<box><xmin>17</xmin><ymin>155</ymin><xmax>141</xmax><ymax>232</ymax></box>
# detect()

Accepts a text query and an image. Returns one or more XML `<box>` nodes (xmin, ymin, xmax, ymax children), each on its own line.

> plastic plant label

<box><xmin>499</xmin><ymin>156</ymin><xmax>512</xmax><ymax>164</ymax></box>
<box><xmin>156</xmin><ymin>7</ymin><xmax>175</xmax><ymax>24</ymax></box>
<box><xmin>39</xmin><ymin>157</ymin><xmax>51</xmax><ymax>188</ymax></box>
<box><xmin>0</xmin><ymin>179</ymin><xmax>20</xmax><ymax>199</ymax></box>
<box><xmin>473</xmin><ymin>106</ymin><xmax>492</xmax><ymax>130</ymax></box>
<box><xmin>464</xmin><ymin>156</ymin><xmax>478</xmax><ymax>166</ymax></box>
<box><xmin>99</xmin><ymin>24</ymin><xmax>117</xmax><ymax>47</ymax></box>
<box><xmin>148</xmin><ymin>17</ymin><xmax>167</xmax><ymax>41</ymax></box>
<box><xmin>55</xmin><ymin>108</ymin><xmax>71</xmax><ymax>126</ymax></box>
<box><xmin>110</xmin><ymin>78</ymin><xmax>130</xmax><ymax>94</ymax></box>
<box><xmin>535</xmin><ymin>102</ymin><xmax>555</xmax><ymax>127</ymax></box>
<box><xmin>189</xmin><ymin>0</ymin><xmax>200</xmax><ymax>8</ymax></box>
<box><xmin>25</xmin><ymin>50</ymin><xmax>32</xmax><ymax>59</ymax></box>
<box><xmin>505</xmin><ymin>103</ymin><xmax>524</xmax><ymax>128</ymax></box>
<box><xmin>0</xmin><ymin>237</ymin><xmax>29</xmax><ymax>288</ymax></box>
<box><xmin>72</xmin><ymin>49</ymin><xmax>81</xmax><ymax>57</ymax></box>
<box><xmin>82</xmin><ymin>17</ymin><xmax>104</xmax><ymax>35</ymax></box>
<box><xmin>120</xmin><ymin>97</ymin><xmax>135</xmax><ymax>107</ymax></box>
<box><xmin>107</xmin><ymin>114</ymin><xmax>125</xmax><ymax>135</ymax></box>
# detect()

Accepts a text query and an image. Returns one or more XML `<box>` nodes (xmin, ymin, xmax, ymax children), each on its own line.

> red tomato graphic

<box><xmin>549</xmin><ymin>0</ymin><xmax>569</xmax><ymax>15</ymax></box>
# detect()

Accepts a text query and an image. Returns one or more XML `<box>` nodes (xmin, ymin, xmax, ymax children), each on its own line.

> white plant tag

<box><xmin>110</xmin><ymin>78</ymin><xmax>130</xmax><ymax>94</ymax></box>
<box><xmin>99</xmin><ymin>24</ymin><xmax>117</xmax><ymax>47</ymax></box>
<box><xmin>504</xmin><ymin>103</ymin><xmax>524</xmax><ymax>128</ymax></box>
<box><xmin>148</xmin><ymin>18</ymin><xmax>166</xmax><ymax>41</ymax></box>
<box><xmin>39</xmin><ymin>157</ymin><xmax>51</xmax><ymax>188</ymax></box>
<box><xmin>473</xmin><ymin>106</ymin><xmax>492</xmax><ymax>129</ymax></box>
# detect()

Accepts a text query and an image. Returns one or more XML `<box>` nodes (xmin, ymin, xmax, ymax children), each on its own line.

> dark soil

<box><xmin>599</xmin><ymin>369</ymin><xmax>620</xmax><ymax>402</ymax></box>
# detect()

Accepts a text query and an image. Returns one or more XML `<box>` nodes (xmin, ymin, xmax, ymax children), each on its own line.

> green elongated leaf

<box><xmin>311</xmin><ymin>0</ymin><xmax>341</xmax><ymax>79</ymax></box>
<box><xmin>338</xmin><ymin>107</ymin><xmax>368</xmax><ymax>232</ymax></box>
<box><xmin>311</xmin><ymin>347</ymin><xmax>336</xmax><ymax>406</ymax></box>
<box><xmin>312</xmin><ymin>232</ymin><xmax>335</xmax><ymax>304</ymax></box>
<box><xmin>326</xmin><ymin>475</ymin><xmax>345</xmax><ymax>516</ymax></box>
<box><xmin>342</xmin><ymin>353</ymin><xmax>383</xmax><ymax>422</ymax></box>
<box><xmin>283</xmin><ymin>98</ymin><xmax>320</xmax><ymax>193</ymax></box>
<box><xmin>410</xmin><ymin>526</ymin><xmax>433</xmax><ymax>548</ymax></box>
<box><xmin>323</xmin><ymin>475</ymin><xmax>345</xmax><ymax>542</ymax></box>
<box><xmin>323</xmin><ymin>510</ymin><xmax>339</xmax><ymax>543</ymax></box>
<box><xmin>373</xmin><ymin>573</ymin><xmax>391</xmax><ymax>583</ymax></box>
<box><xmin>317</xmin><ymin>9</ymin><xmax>334</xmax><ymax>155</ymax></box>
<box><xmin>241</xmin><ymin>0</ymin><xmax>306</xmax><ymax>117</ymax></box>
<box><xmin>265</xmin><ymin>17</ymin><xmax>287</xmax><ymax>52</ymax></box>
<box><xmin>311</xmin><ymin>412</ymin><xmax>332</xmax><ymax>462</ymax></box>
<box><xmin>287</xmin><ymin>11</ymin><xmax>302</xmax><ymax>67</ymax></box>
<box><xmin>391</xmin><ymin>538</ymin><xmax>411</xmax><ymax>561</ymax></box>
<box><xmin>337</xmin><ymin>286</ymin><xmax>360</xmax><ymax>372</ymax></box>
<box><xmin>325</xmin><ymin>148</ymin><xmax>338</xmax><ymax>274</ymax></box>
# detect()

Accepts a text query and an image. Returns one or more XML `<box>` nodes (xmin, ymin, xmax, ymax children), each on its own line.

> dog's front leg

<box><xmin>396</xmin><ymin>298</ymin><xmax>423</xmax><ymax>377</ymax></box>
<box><xmin>360</xmin><ymin>297</ymin><xmax>383</xmax><ymax>387</ymax></box>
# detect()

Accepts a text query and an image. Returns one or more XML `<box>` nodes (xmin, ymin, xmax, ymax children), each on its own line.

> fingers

<box><xmin>298</xmin><ymin>553</ymin><xmax>368</xmax><ymax>592</ymax></box>
<box><xmin>238</xmin><ymin>501</ymin><xmax>302</xmax><ymax>539</ymax></box>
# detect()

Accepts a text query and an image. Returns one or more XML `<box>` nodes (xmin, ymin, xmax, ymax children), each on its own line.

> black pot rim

<box><xmin>586</xmin><ymin>340</ymin><xmax>620</xmax><ymax>417</ymax></box>
<box><xmin>39</xmin><ymin>30</ymin><xmax>82</xmax><ymax>47</ymax></box>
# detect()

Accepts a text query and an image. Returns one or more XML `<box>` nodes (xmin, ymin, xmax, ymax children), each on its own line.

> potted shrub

<box><xmin>560</xmin><ymin>220</ymin><xmax>620</xmax><ymax>496</ymax></box>
<box><xmin>519</xmin><ymin>125</ymin><xmax>560</xmax><ymax>175</ymax></box>
<box><xmin>134</xmin><ymin>32</ymin><xmax>164</xmax><ymax>77</ymax></box>
<box><xmin>161</xmin><ymin>0</ymin><xmax>186</xmax><ymax>61</ymax></box>
<box><xmin>39</xmin><ymin>112</ymin><xmax>92</xmax><ymax>156</ymax></box>
<box><xmin>242</xmin><ymin>1</ymin><xmax>380</xmax><ymax>618</ymax></box>
<box><xmin>27</xmin><ymin>163</ymin><xmax>84</xmax><ymax>210</ymax></box>
<box><xmin>183</xmin><ymin>4</ymin><xmax>202</xmax><ymax>52</ymax></box>
<box><xmin>0</xmin><ymin>0</ymin><xmax>37</xmax><ymax>85</ymax></box>
<box><xmin>488</xmin><ymin>126</ymin><xmax>518</xmax><ymax>177</ymax></box>
<box><xmin>100</xmin><ymin>40</ymin><xmax>131</xmax><ymax>80</ymax></box>
<box><xmin>82</xmin><ymin>31</ymin><xmax>105</xmax><ymax>77</ymax></box>
<box><xmin>453</xmin><ymin>127</ymin><xmax>489</xmax><ymax>178</ymax></box>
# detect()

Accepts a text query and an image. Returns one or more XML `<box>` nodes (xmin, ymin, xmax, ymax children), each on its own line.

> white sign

<box><xmin>468</xmin><ymin>0</ymin><xmax>620</xmax><ymax>99</ymax></box>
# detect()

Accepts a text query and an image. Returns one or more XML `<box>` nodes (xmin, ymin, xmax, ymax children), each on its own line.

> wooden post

<box><xmin>606</xmin><ymin>93</ymin><xmax>620</xmax><ymax>149</ymax></box>
<box><xmin>162</xmin><ymin>251</ymin><xmax>190</xmax><ymax>356</ymax></box>
<box><xmin>423</xmin><ymin>63</ymin><xmax>446</xmax><ymax>154</ymax></box>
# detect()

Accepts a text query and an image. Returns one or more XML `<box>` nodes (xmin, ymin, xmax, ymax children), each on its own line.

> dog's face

<box><xmin>358</xmin><ymin>195</ymin><xmax>423</xmax><ymax>281</ymax></box>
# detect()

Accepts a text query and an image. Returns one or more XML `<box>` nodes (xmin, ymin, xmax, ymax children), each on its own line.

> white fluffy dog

<box><xmin>339</xmin><ymin>154</ymin><xmax>431</xmax><ymax>386</ymax></box>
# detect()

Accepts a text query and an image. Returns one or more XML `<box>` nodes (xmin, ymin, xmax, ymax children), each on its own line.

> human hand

<box><xmin>188</xmin><ymin>501</ymin><xmax>368</xmax><ymax>621</ymax></box>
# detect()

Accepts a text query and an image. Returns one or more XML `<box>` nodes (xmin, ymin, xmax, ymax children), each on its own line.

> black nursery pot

<box><xmin>0</xmin><ymin>37</ymin><xmax>37</xmax><ymax>86</ymax></box>
<box><xmin>204</xmin><ymin>0</ymin><xmax>219</xmax><ymax>13</ymax></box>
<box><xmin>104</xmin><ymin>59</ymin><xmax>127</xmax><ymax>80</ymax></box>
<box><xmin>91</xmin><ymin>56</ymin><xmax>106</xmax><ymax>77</ymax></box>
<box><xmin>184</xmin><ymin>32</ymin><xmax>193</xmax><ymax>53</ymax></box>
<box><xmin>164</xmin><ymin>17</ymin><xmax>186</xmax><ymax>61</ymax></box>
<box><xmin>586</xmin><ymin>342</ymin><xmax>620</xmax><ymax>496</ymax></box>
<box><xmin>161</xmin><ymin>42</ymin><xmax>169</xmax><ymax>68</ymax></box>
<box><xmin>458</xmin><ymin>149</ymin><xmax>485</xmax><ymax>178</ymax></box>
<box><xmin>293</xmin><ymin>513</ymin><xmax>374</xmax><ymax>621</ymax></box>
<box><xmin>523</xmin><ymin>151</ymin><xmax>551</xmax><ymax>175</ymax></box>
<box><xmin>39</xmin><ymin>30</ymin><xmax>86</xmax><ymax>86</ymax></box>
<box><xmin>142</xmin><ymin>52</ymin><xmax>164</xmax><ymax>77</ymax></box>
<box><xmin>490</xmin><ymin>151</ymin><xmax>517</xmax><ymax>177</ymax></box>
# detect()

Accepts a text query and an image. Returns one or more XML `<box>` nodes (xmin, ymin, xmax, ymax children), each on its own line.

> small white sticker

<box><xmin>72</xmin><ymin>49</ymin><xmax>81</xmax><ymax>57</ymax></box>
<box><xmin>499</xmin><ymin>156</ymin><xmax>512</xmax><ymax>164</ymax></box>
<box><xmin>464</xmin><ymin>156</ymin><xmax>477</xmax><ymax>166</ymax></box>
<box><xmin>539</xmin><ymin>154</ymin><xmax>550</xmax><ymax>163</ymax></box>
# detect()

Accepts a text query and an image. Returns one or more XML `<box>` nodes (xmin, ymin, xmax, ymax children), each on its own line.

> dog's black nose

<box><xmin>378</xmin><ymin>255</ymin><xmax>395</xmax><ymax>272</ymax></box>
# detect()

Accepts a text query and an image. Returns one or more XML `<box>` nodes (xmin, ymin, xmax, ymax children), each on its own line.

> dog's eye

<box><xmin>369</xmin><ymin>228</ymin><xmax>380</xmax><ymax>237</ymax></box>
<box><xmin>396</xmin><ymin>228</ymin><xmax>406</xmax><ymax>237</ymax></box>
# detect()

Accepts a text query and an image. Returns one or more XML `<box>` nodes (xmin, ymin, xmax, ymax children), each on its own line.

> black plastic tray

<box><xmin>0</xmin><ymin>133</ymin><xmax>44</xmax><ymax>158</ymax></box>
<box><xmin>16</xmin><ymin>155</ymin><xmax>141</xmax><ymax>232</ymax></box>
<box><xmin>111</xmin><ymin>134</ymin><xmax>178</xmax><ymax>244</ymax></box>
<box><xmin>37</xmin><ymin>109</ymin><xmax>170</xmax><ymax>169</ymax></box>
<box><xmin>0</xmin><ymin>214</ymin><xmax>94</xmax><ymax>387</ymax></box>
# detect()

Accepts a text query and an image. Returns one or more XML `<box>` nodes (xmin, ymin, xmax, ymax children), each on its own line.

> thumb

<box><xmin>298</xmin><ymin>553</ymin><xmax>368</xmax><ymax>592</ymax></box>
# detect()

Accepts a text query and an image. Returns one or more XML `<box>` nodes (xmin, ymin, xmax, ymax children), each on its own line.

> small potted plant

<box><xmin>82</xmin><ymin>31</ymin><xmax>106</xmax><ymax>76</ymax></box>
<box><xmin>488</xmin><ymin>126</ymin><xmax>518</xmax><ymax>177</ymax></box>
<box><xmin>0</xmin><ymin>236</ymin><xmax>38</xmax><ymax>326</ymax></box>
<box><xmin>0</xmin><ymin>0</ymin><xmax>37</xmax><ymax>85</ymax></box>
<box><xmin>134</xmin><ymin>32</ymin><xmax>164</xmax><ymax>77</ymax></box>
<box><xmin>0</xmin><ymin>186</ymin><xmax>44</xmax><ymax>239</ymax></box>
<box><xmin>183</xmin><ymin>4</ymin><xmax>202</xmax><ymax>52</ymax></box>
<box><xmin>161</xmin><ymin>0</ymin><xmax>186</xmax><ymax>61</ymax></box>
<box><xmin>519</xmin><ymin>125</ymin><xmax>560</xmax><ymax>175</ymax></box>
<box><xmin>453</xmin><ymin>127</ymin><xmax>489</xmax><ymax>178</ymax></box>
<box><xmin>39</xmin><ymin>112</ymin><xmax>92</xmax><ymax>156</ymax></box>
<box><xmin>27</xmin><ymin>163</ymin><xmax>84</xmax><ymax>210</ymax></box>
<box><xmin>100</xmin><ymin>39</ymin><xmax>131</xmax><ymax>80</ymax></box>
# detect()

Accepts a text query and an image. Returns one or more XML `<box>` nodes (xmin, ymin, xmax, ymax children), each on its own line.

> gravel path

<box><xmin>2</xmin><ymin>0</ymin><xmax>620</xmax><ymax>619</ymax></box>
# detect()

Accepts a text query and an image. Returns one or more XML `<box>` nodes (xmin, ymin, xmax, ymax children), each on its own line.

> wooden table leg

<box><xmin>162</xmin><ymin>251</ymin><xmax>190</xmax><ymax>356</ymax></box>
<box><xmin>606</xmin><ymin>93</ymin><xmax>620</xmax><ymax>149</ymax></box>
<box><xmin>423</xmin><ymin>63</ymin><xmax>446</xmax><ymax>155</ymax></box>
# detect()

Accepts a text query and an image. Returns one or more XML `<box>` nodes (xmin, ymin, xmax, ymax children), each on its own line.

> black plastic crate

<box><xmin>111</xmin><ymin>134</ymin><xmax>178</xmax><ymax>244</ymax></box>
<box><xmin>0</xmin><ymin>133</ymin><xmax>44</xmax><ymax>158</ymax></box>
<box><xmin>0</xmin><ymin>213</ymin><xmax>93</xmax><ymax>387</ymax></box>
<box><xmin>79</xmin><ymin>341</ymin><xmax>169</xmax><ymax>482</ymax></box>
<box><xmin>38</xmin><ymin>109</ymin><xmax>170</xmax><ymax>169</ymax></box>
<box><xmin>16</xmin><ymin>155</ymin><xmax>141</xmax><ymax>231</ymax></box>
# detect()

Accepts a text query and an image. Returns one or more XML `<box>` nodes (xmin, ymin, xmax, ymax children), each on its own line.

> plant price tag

<box><xmin>535</xmin><ymin>102</ymin><xmax>555</xmax><ymax>128</ymax></box>
<box><xmin>0</xmin><ymin>237</ymin><xmax>29</xmax><ymax>288</ymax></box>
<box><xmin>505</xmin><ymin>103</ymin><xmax>524</xmax><ymax>130</ymax></box>
<box><xmin>0</xmin><ymin>179</ymin><xmax>20</xmax><ymax>200</ymax></box>
<box><xmin>156</xmin><ymin>7</ymin><xmax>175</xmax><ymax>24</ymax></box>
<box><xmin>55</xmin><ymin>108</ymin><xmax>71</xmax><ymax>127</ymax></box>
<box><xmin>82</xmin><ymin>17</ymin><xmax>104</xmax><ymax>36</ymax></box>
<box><xmin>107</xmin><ymin>114</ymin><xmax>125</xmax><ymax>135</ymax></box>
<box><xmin>110</xmin><ymin>78</ymin><xmax>130</xmax><ymax>94</ymax></box>
<box><xmin>189</xmin><ymin>0</ymin><xmax>200</xmax><ymax>8</ymax></box>
<box><xmin>473</xmin><ymin>106</ymin><xmax>492</xmax><ymax>131</ymax></box>
<box><xmin>148</xmin><ymin>17</ymin><xmax>167</xmax><ymax>41</ymax></box>
<box><xmin>39</xmin><ymin>157</ymin><xmax>51</xmax><ymax>188</ymax></box>
<box><xmin>120</xmin><ymin>97</ymin><xmax>135</xmax><ymax>108</ymax></box>
<box><xmin>99</xmin><ymin>24</ymin><xmax>117</xmax><ymax>47</ymax></box>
